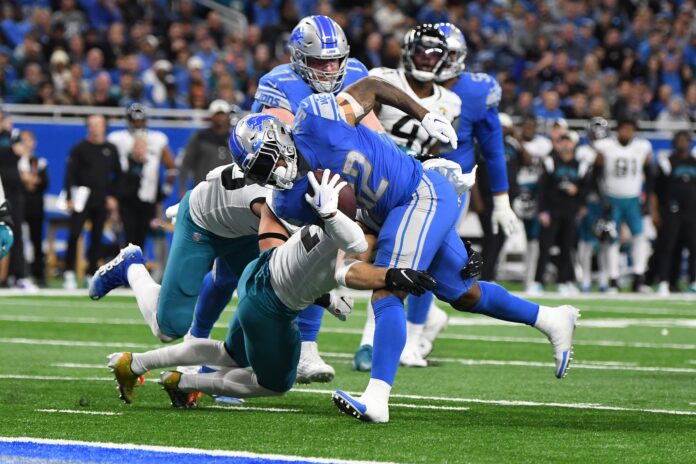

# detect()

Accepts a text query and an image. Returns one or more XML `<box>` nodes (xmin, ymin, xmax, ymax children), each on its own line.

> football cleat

<box><xmin>332</xmin><ymin>390</ymin><xmax>389</xmax><ymax>423</ymax></box>
<box><xmin>159</xmin><ymin>371</ymin><xmax>198</xmax><ymax>409</ymax></box>
<box><xmin>89</xmin><ymin>244</ymin><xmax>144</xmax><ymax>300</ymax></box>
<box><xmin>107</xmin><ymin>352</ymin><xmax>142</xmax><ymax>404</ymax></box>
<box><xmin>352</xmin><ymin>344</ymin><xmax>373</xmax><ymax>372</ymax></box>
<box><xmin>535</xmin><ymin>305</ymin><xmax>580</xmax><ymax>379</ymax></box>
<box><xmin>400</xmin><ymin>345</ymin><xmax>427</xmax><ymax>367</ymax></box>
<box><xmin>296</xmin><ymin>342</ymin><xmax>335</xmax><ymax>384</ymax></box>
<box><xmin>419</xmin><ymin>304</ymin><xmax>448</xmax><ymax>358</ymax></box>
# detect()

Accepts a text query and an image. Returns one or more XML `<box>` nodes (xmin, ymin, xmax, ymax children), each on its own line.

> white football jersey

<box><xmin>107</xmin><ymin>129</ymin><xmax>170</xmax><ymax>203</ymax></box>
<box><xmin>517</xmin><ymin>134</ymin><xmax>553</xmax><ymax>186</ymax></box>
<box><xmin>269</xmin><ymin>226</ymin><xmax>340</xmax><ymax>311</ymax></box>
<box><xmin>368</xmin><ymin>67</ymin><xmax>461</xmax><ymax>157</ymax></box>
<box><xmin>188</xmin><ymin>164</ymin><xmax>268</xmax><ymax>239</ymax></box>
<box><xmin>594</xmin><ymin>137</ymin><xmax>652</xmax><ymax>198</ymax></box>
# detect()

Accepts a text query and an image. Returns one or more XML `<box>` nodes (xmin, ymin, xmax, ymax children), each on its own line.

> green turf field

<box><xmin>1</xmin><ymin>293</ymin><xmax>695</xmax><ymax>463</ymax></box>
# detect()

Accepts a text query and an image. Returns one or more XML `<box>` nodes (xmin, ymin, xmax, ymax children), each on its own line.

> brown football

<box><xmin>308</xmin><ymin>169</ymin><xmax>357</xmax><ymax>220</ymax></box>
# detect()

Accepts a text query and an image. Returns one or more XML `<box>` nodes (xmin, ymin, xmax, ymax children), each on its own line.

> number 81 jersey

<box><xmin>368</xmin><ymin>67</ymin><xmax>461</xmax><ymax>157</ymax></box>
<box><xmin>594</xmin><ymin>137</ymin><xmax>652</xmax><ymax>198</ymax></box>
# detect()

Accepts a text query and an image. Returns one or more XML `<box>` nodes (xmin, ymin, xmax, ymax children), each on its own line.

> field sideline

<box><xmin>0</xmin><ymin>292</ymin><xmax>695</xmax><ymax>463</ymax></box>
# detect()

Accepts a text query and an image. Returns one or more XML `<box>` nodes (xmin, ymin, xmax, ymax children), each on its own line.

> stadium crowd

<box><xmin>0</xmin><ymin>0</ymin><xmax>694</xmax><ymax>123</ymax></box>
<box><xmin>0</xmin><ymin>0</ymin><xmax>695</xmax><ymax>294</ymax></box>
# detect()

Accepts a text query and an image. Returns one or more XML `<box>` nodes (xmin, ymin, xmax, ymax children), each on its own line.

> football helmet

<box><xmin>126</xmin><ymin>103</ymin><xmax>148</xmax><ymax>132</ymax></box>
<box><xmin>402</xmin><ymin>24</ymin><xmax>449</xmax><ymax>82</ymax></box>
<box><xmin>229</xmin><ymin>114</ymin><xmax>298</xmax><ymax>190</ymax></box>
<box><xmin>289</xmin><ymin>15</ymin><xmax>350</xmax><ymax>94</ymax></box>
<box><xmin>586</xmin><ymin>117</ymin><xmax>609</xmax><ymax>143</ymax></box>
<box><xmin>434</xmin><ymin>22</ymin><xmax>467</xmax><ymax>82</ymax></box>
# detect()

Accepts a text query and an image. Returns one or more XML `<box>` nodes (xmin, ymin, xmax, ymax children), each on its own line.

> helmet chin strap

<box><xmin>410</xmin><ymin>69</ymin><xmax>435</xmax><ymax>82</ymax></box>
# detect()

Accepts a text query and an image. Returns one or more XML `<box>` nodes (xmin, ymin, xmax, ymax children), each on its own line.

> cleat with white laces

<box><xmin>400</xmin><ymin>345</ymin><xmax>427</xmax><ymax>367</ymax></box>
<box><xmin>159</xmin><ymin>371</ymin><xmax>198</xmax><ymax>408</ymax></box>
<box><xmin>296</xmin><ymin>341</ymin><xmax>335</xmax><ymax>384</ymax></box>
<box><xmin>533</xmin><ymin>305</ymin><xmax>580</xmax><ymax>379</ymax></box>
<box><xmin>352</xmin><ymin>344</ymin><xmax>373</xmax><ymax>372</ymax></box>
<box><xmin>418</xmin><ymin>304</ymin><xmax>448</xmax><ymax>358</ymax></box>
<box><xmin>107</xmin><ymin>352</ymin><xmax>142</xmax><ymax>404</ymax></box>
<box><xmin>332</xmin><ymin>390</ymin><xmax>389</xmax><ymax>423</ymax></box>
<box><xmin>89</xmin><ymin>244</ymin><xmax>144</xmax><ymax>300</ymax></box>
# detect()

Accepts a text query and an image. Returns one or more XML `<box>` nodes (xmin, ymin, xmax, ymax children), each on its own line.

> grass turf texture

<box><xmin>0</xmin><ymin>294</ymin><xmax>695</xmax><ymax>463</ymax></box>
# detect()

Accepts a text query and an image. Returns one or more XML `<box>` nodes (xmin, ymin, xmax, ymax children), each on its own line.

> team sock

<box><xmin>297</xmin><ymin>304</ymin><xmax>325</xmax><ymax>342</ymax></box>
<box><xmin>126</xmin><ymin>263</ymin><xmax>172</xmax><ymax>342</ymax></box>
<box><xmin>577</xmin><ymin>241</ymin><xmax>593</xmax><ymax>288</ymax></box>
<box><xmin>370</xmin><ymin>295</ymin><xmax>406</xmax><ymax>385</ymax></box>
<box><xmin>472</xmin><ymin>281</ymin><xmax>539</xmax><ymax>325</ymax></box>
<box><xmin>179</xmin><ymin>367</ymin><xmax>281</xmax><ymax>398</ymax></box>
<box><xmin>525</xmin><ymin>240</ymin><xmax>539</xmax><ymax>286</ymax></box>
<box><xmin>407</xmin><ymin>291</ymin><xmax>432</xmax><ymax>325</ymax></box>
<box><xmin>190</xmin><ymin>270</ymin><xmax>237</xmax><ymax>338</ymax></box>
<box><xmin>632</xmin><ymin>234</ymin><xmax>649</xmax><ymax>275</ymax></box>
<box><xmin>131</xmin><ymin>338</ymin><xmax>236</xmax><ymax>375</ymax></box>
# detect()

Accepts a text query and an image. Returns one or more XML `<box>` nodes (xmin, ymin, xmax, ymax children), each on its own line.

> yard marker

<box><xmin>36</xmin><ymin>409</ymin><xmax>121</xmax><ymax>416</ymax></box>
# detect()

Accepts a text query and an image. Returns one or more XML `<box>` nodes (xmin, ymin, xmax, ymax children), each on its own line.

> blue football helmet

<box><xmin>434</xmin><ymin>22</ymin><xmax>467</xmax><ymax>82</ymax></box>
<box><xmin>229</xmin><ymin>114</ymin><xmax>298</xmax><ymax>190</ymax></box>
<box><xmin>288</xmin><ymin>15</ymin><xmax>350</xmax><ymax>94</ymax></box>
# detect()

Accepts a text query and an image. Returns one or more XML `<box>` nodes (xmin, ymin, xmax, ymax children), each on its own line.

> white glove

<box><xmin>326</xmin><ymin>292</ymin><xmax>353</xmax><ymax>322</ymax></box>
<box><xmin>492</xmin><ymin>193</ymin><xmax>520</xmax><ymax>237</ymax></box>
<box><xmin>304</xmin><ymin>169</ymin><xmax>347</xmax><ymax>219</ymax></box>
<box><xmin>421</xmin><ymin>112</ymin><xmax>458</xmax><ymax>149</ymax></box>
<box><xmin>422</xmin><ymin>159</ymin><xmax>477</xmax><ymax>196</ymax></box>
<box><xmin>165</xmin><ymin>203</ymin><xmax>180</xmax><ymax>226</ymax></box>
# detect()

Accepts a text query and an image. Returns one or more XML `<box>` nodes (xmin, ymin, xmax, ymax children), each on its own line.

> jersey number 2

<box><xmin>341</xmin><ymin>150</ymin><xmax>389</xmax><ymax>209</ymax></box>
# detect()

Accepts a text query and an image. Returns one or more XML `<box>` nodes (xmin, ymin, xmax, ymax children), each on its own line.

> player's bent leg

<box><xmin>190</xmin><ymin>259</ymin><xmax>238</xmax><ymax>339</ymax></box>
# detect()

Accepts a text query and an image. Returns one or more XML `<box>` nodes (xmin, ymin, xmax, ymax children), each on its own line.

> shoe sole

<box><xmin>332</xmin><ymin>392</ymin><xmax>366</xmax><ymax>422</ymax></box>
<box><xmin>556</xmin><ymin>307</ymin><xmax>580</xmax><ymax>379</ymax></box>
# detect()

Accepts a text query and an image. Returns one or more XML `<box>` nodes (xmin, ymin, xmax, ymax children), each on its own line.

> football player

<box><xmin>195</xmin><ymin>15</ymin><xmax>384</xmax><ymax>384</ymax></box>
<box><xmin>232</xmin><ymin>76</ymin><xmax>579</xmax><ymax>423</ymax></box>
<box><xmin>593</xmin><ymin>118</ymin><xmax>654</xmax><ymax>293</ymax></box>
<box><xmin>353</xmin><ymin>25</ymin><xmax>462</xmax><ymax>369</ymax></box>
<box><xmin>0</xmin><ymin>177</ymin><xmax>14</xmax><ymax>260</ymax></box>
<box><xmin>106</xmin><ymin>169</ymin><xmax>435</xmax><ymax>406</ymax></box>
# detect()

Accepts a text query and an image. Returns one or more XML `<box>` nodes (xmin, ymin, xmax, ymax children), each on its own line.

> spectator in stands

<box><xmin>17</xmin><ymin>130</ymin><xmax>48</xmax><ymax>287</ymax></box>
<box><xmin>11</xmin><ymin>62</ymin><xmax>42</xmax><ymax>103</ymax></box>
<box><xmin>179</xmin><ymin>99</ymin><xmax>234</xmax><ymax>195</ymax></box>
<box><xmin>52</xmin><ymin>0</ymin><xmax>86</xmax><ymax>38</ymax></box>
<box><xmin>63</xmin><ymin>114</ymin><xmax>121</xmax><ymax>289</ymax></box>
<box><xmin>91</xmin><ymin>72</ymin><xmax>119</xmax><ymax>107</ymax></box>
<box><xmin>656</xmin><ymin>97</ymin><xmax>692</xmax><ymax>134</ymax></box>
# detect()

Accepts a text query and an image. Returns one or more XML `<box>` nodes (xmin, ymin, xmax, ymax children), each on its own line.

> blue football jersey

<box><xmin>272</xmin><ymin>93</ymin><xmax>423</xmax><ymax>225</ymax></box>
<box><xmin>252</xmin><ymin>58</ymin><xmax>369</xmax><ymax>114</ymax></box>
<box><xmin>445</xmin><ymin>72</ymin><xmax>509</xmax><ymax>193</ymax></box>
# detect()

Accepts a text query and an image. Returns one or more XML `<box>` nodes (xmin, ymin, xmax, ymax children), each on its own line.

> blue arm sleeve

<box><xmin>473</xmin><ymin>107</ymin><xmax>508</xmax><ymax>193</ymax></box>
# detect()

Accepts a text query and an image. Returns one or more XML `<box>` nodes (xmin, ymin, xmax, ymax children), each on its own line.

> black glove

<box><xmin>385</xmin><ymin>268</ymin><xmax>436</xmax><ymax>296</ymax></box>
<box><xmin>461</xmin><ymin>240</ymin><xmax>482</xmax><ymax>280</ymax></box>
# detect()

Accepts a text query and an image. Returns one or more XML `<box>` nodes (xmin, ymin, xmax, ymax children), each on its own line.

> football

<box><xmin>309</xmin><ymin>169</ymin><xmax>357</xmax><ymax>220</ymax></box>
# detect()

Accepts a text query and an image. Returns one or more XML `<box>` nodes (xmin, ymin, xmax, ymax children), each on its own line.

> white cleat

<box><xmin>534</xmin><ymin>305</ymin><xmax>580</xmax><ymax>379</ymax></box>
<box><xmin>657</xmin><ymin>281</ymin><xmax>670</xmax><ymax>297</ymax></box>
<box><xmin>526</xmin><ymin>282</ymin><xmax>543</xmax><ymax>296</ymax></box>
<box><xmin>332</xmin><ymin>390</ymin><xmax>390</xmax><ymax>423</ymax></box>
<box><xmin>418</xmin><ymin>304</ymin><xmax>448</xmax><ymax>358</ymax></box>
<box><xmin>400</xmin><ymin>346</ymin><xmax>428</xmax><ymax>367</ymax></box>
<box><xmin>296</xmin><ymin>341</ymin><xmax>335</xmax><ymax>384</ymax></box>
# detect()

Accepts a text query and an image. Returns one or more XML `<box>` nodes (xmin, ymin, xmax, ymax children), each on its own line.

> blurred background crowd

<box><xmin>0</xmin><ymin>0</ymin><xmax>695</xmax><ymax>126</ymax></box>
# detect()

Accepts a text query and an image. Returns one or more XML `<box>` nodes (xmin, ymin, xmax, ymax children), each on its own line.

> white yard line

<box><xmin>51</xmin><ymin>363</ymin><xmax>108</xmax><ymax>369</ymax></box>
<box><xmin>0</xmin><ymin>437</ymin><xmax>394</xmax><ymax>464</ymax></box>
<box><xmin>447</xmin><ymin>316</ymin><xmax>696</xmax><ymax>329</ymax></box>
<box><xmin>2</xmin><ymin>375</ymin><xmax>694</xmax><ymax>417</ymax></box>
<box><xmin>207</xmin><ymin>405</ymin><xmax>300</xmax><ymax>413</ymax></box>
<box><xmin>390</xmin><ymin>403</ymin><xmax>470</xmax><ymax>411</ymax></box>
<box><xmin>36</xmin><ymin>409</ymin><xmax>121</xmax><ymax>416</ymax></box>
<box><xmin>0</xmin><ymin>338</ymin><xmax>156</xmax><ymax>349</ymax></box>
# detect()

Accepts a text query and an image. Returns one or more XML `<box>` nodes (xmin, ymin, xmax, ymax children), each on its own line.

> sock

<box><xmin>404</xmin><ymin>321</ymin><xmax>424</xmax><ymax>351</ymax></box>
<box><xmin>359</xmin><ymin>300</ymin><xmax>376</xmax><ymax>347</ymax></box>
<box><xmin>472</xmin><ymin>281</ymin><xmax>539</xmax><ymax>325</ymax></box>
<box><xmin>131</xmin><ymin>338</ymin><xmax>236</xmax><ymax>375</ymax></box>
<box><xmin>598</xmin><ymin>244</ymin><xmax>610</xmax><ymax>287</ymax></box>
<box><xmin>578</xmin><ymin>241</ymin><xmax>593</xmax><ymax>287</ymax></box>
<box><xmin>526</xmin><ymin>240</ymin><xmax>539</xmax><ymax>286</ymax></box>
<box><xmin>190</xmin><ymin>269</ymin><xmax>237</xmax><ymax>338</ymax></box>
<box><xmin>406</xmin><ymin>291</ymin><xmax>432</xmax><ymax>325</ymax></box>
<box><xmin>608</xmin><ymin>243</ymin><xmax>621</xmax><ymax>280</ymax></box>
<box><xmin>297</xmin><ymin>304</ymin><xmax>324</xmax><ymax>342</ymax></box>
<box><xmin>179</xmin><ymin>367</ymin><xmax>281</xmax><ymax>398</ymax></box>
<box><xmin>126</xmin><ymin>263</ymin><xmax>170</xmax><ymax>341</ymax></box>
<box><xmin>370</xmin><ymin>295</ymin><xmax>406</xmax><ymax>385</ymax></box>
<box><xmin>632</xmin><ymin>234</ymin><xmax>649</xmax><ymax>275</ymax></box>
<box><xmin>360</xmin><ymin>377</ymin><xmax>391</xmax><ymax>405</ymax></box>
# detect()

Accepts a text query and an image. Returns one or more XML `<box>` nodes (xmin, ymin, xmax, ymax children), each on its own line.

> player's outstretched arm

<box><xmin>339</xmin><ymin>76</ymin><xmax>457</xmax><ymax>147</ymax></box>
<box><xmin>335</xmin><ymin>256</ymin><xmax>436</xmax><ymax>296</ymax></box>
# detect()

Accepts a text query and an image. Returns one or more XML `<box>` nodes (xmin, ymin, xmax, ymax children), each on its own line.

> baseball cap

<box><xmin>209</xmin><ymin>99</ymin><xmax>232</xmax><ymax>115</ymax></box>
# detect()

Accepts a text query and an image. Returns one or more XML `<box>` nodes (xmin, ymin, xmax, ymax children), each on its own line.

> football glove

<box><xmin>421</xmin><ymin>112</ymin><xmax>458</xmax><ymax>149</ymax></box>
<box><xmin>385</xmin><ymin>268</ymin><xmax>437</xmax><ymax>296</ymax></box>
<box><xmin>304</xmin><ymin>170</ymin><xmax>347</xmax><ymax>219</ymax></box>
<box><xmin>461</xmin><ymin>241</ymin><xmax>483</xmax><ymax>280</ymax></box>
<box><xmin>315</xmin><ymin>292</ymin><xmax>353</xmax><ymax>322</ymax></box>
<box><xmin>492</xmin><ymin>193</ymin><xmax>520</xmax><ymax>237</ymax></box>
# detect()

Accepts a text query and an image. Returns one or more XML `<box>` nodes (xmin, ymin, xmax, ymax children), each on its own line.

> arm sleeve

<box><xmin>321</xmin><ymin>210</ymin><xmax>368</xmax><ymax>255</ymax></box>
<box><xmin>473</xmin><ymin>107</ymin><xmax>508</xmax><ymax>193</ymax></box>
